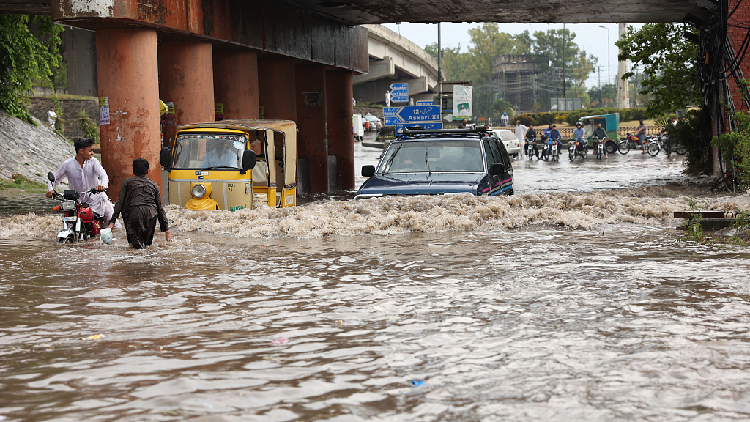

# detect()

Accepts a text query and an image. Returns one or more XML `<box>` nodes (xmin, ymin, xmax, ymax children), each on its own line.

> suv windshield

<box><xmin>172</xmin><ymin>133</ymin><xmax>245</xmax><ymax>170</ymax></box>
<box><xmin>378</xmin><ymin>140</ymin><xmax>484</xmax><ymax>173</ymax></box>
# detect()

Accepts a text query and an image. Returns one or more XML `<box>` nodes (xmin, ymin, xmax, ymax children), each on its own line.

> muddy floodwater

<box><xmin>1</xmin><ymin>142</ymin><xmax>750</xmax><ymax>421</ymax></box>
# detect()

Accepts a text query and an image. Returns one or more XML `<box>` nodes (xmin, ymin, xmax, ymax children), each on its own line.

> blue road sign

<box><xmin>383</xmin><ymin>106</ymin><xmax>441</xmax><ymax>126</ymax></box>
<box><xmin>416</xmin><ymin>100</ymin><xmax>434</xmax><ymax>106</ymax></box>
<box><xmin>395</xmin><ymin>122</ymin><xmax>443</xmax><ymax>133</ymax></box>
<box><xmin>390</xmin><ymin>83</ymin><xmax>409</xmax><ymax>103</ymax></box>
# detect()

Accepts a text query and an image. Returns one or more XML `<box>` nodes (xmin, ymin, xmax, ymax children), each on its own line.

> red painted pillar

<box><xmin>295</xmin><ymin>65</ymin><xmax>328</xmax><ymax>193</ymax></box>
<box><xmin>213</xmin><ymin>50</ymin><xmax>259</xmax><ymax>119</ymax></box>
<box><xmin>258</xmin><ymin>58</ymin><xmax>297</xmax><ymax>120</ymax></box>
<box><xmin>96</xmin><ymin>28</ymin><xmax>160</xmax><ymax>201</ymax></box>
<box><xmin>326</xmin><ymin>70</ymin><xmax>354</xmax><ymax>191</ymax></box>
<box><xmin>159</xmin><ymin>41</ymin><xmax>215</xmax><ymax>145</ymax></box>
<box><xmin>729</xmin><ymin>0</ymin><xmax>750</xmax><ymax>111</ymax></box>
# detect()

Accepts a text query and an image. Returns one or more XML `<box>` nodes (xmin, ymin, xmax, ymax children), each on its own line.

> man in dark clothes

<box><xmin>107</xmin><ymin>158</ymin><xmax>172</xmax><ymax>248</ymax></box>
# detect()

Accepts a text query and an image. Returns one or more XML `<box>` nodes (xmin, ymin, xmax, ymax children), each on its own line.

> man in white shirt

<box><xmin>385</xmin><ymin>90</ymin><xmax>391</xmax><ymax>107</ymax></box>
<box><xmin>515</xmin><ymin>120</ymin><xmax>528</xmax><ymax>159</ymax></box>
<box><xmin>201</xmin><ymin>140</ymin><xmax>238</xmax><ymax>168</ymax></box>
<box><xmin>46</xmin><ymin>137</ymin><xmax>115</xmax><ymax>224</ymax></box>
<box><xmin>47</xmin><ymin>107</ymin><xmax>57</xmax><ymax>126</ymax></box>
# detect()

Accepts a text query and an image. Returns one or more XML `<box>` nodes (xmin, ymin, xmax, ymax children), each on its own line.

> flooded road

<box><xmin>1</xmin><ymin>138</ymin><xmax>750</xmax><ymax>421</ymax></box>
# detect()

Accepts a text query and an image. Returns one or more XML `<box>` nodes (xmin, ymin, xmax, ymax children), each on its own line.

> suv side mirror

<box><xmin>241</xmin><ymin>150</ymin><xmax>257</xmax><ymax>174</ymax></box>
<box><xmin>160</xmin><ymin>147</ymin><xmax>172</xmax><ymax>169</ymax></box>
<box><xmin>490</xmin><ymin>163</ymin><xmax>505</xmax><ymax>176</ymax></box>
<box><xmin>362</xmin><ymin>165</ymin><xmax>375</xmax><ymax>178</ymax></box>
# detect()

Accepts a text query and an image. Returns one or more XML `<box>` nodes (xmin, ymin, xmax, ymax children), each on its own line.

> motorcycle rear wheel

<box><xmin>647</xmin><ymin>143</ymin><xmax>660</xmax><ymax>156</ymax></box>
<box><xmin>618</xmin><ymin>140</ymin><xmax>630</xmax><ymax>155</ymax></box>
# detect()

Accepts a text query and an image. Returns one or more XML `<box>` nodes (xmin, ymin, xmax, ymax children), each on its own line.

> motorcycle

<box><xmin>646</xmin><ymin>134</ymin><xmax>662</xmax><ymax>156</ymax></box>
<box><xmin>592</xmin><ymin>137</ymin><xmax>607</xmax><ymax>159</ymax></box>
<box><xmin>618</xmin><ymin>133</ymin><xmax>642</xmax><ymax>155</ymax></box>
<box><xmin>652</xmin><ymin>133</ymin><xmax>687</xmax><ymax>157</ymax></box>
<box><xmin>568</xmin><ymin>138</ymin><xmax>587</xmax><ymax>160</ymax></box>
<box><xmin>525</xmin><ymin>138</ymin><xmax>537</xmax><ymax>159</ymax></box>
<box><xmin>545</xmin><ymin>138</ymin><xmax>560</xmax><ymax>162</ymax></box>
<box><xmin>47</xmin><ymin>172</ymin><xmax>106</xmax><ymax>243</ymax></box>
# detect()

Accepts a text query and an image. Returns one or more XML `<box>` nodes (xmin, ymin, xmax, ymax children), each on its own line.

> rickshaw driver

<box><xmin>201</xmin><ymin>139</ymin><xmax>238</xmax><ymax>168</ymax></box>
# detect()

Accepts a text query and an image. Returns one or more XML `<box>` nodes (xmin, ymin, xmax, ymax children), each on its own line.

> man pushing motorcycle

<box><xmin>46</xmin><ymin>137</ymin><xmax>116</xmax><ymax>226</ymax></box>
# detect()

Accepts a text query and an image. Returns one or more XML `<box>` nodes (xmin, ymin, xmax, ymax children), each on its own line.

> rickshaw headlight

<box><xmin>191</xmin><ymin>184</ymin><xmax>207</xmax><ymax>199</ymax></box>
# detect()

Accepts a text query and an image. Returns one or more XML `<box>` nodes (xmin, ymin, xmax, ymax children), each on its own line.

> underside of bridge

<box><xmin>1</xmin><ymin>0</ymin><xmax>709</xmax><ymax>23</ymax></box>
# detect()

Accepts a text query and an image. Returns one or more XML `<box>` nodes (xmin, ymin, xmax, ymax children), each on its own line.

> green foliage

<box><xmin>667</xmin><ymin>109</ymin><xmax>713</xmax><ymax>175</ymax></box>
<box><xmin>76</xmin><ymin>108</ymin><xmax>100</xmax><ymax>142</ymax></box>
<box><xmin>0</xmin><ymin>15</ymin><xmax>64</xmax><ymax>123</ymax></box>
<box><xmin>587</xmin><ymin>84</ymin><xmax>617</xmax><ymax>108</ymax></box>
<box><xmin>516</xmin><ymin>115</ymin><xmax>538</xmax><ymax>126</ymax></box>
<box><xmin>0</xmin><ymin>174</ymin><xmax>46</xmax><ymax>192</ymax></box>
<box><xmin>616</xmin><ymin>23</ymin><xmax>700</xmax><ymax>117</ymax></box>
<box><xmin>711</xmin><ymin>95</ymin><xmax>750</xmax><ymax>189</ymax></box>
<box><xmin>679</xmin><ymin>196</ymin><xmax>709</xmax><ymax>244</ymax></box>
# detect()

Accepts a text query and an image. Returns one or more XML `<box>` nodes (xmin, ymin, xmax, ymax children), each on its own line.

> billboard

<box><xmin>550</xmin><ymin>97</ymin><xmax>582</xmax><ymax>112</ymax></box>
<box><xmin>453</xmin><ymin>85</ymin><xmax>472</xmax><ymax>120</ymax></box>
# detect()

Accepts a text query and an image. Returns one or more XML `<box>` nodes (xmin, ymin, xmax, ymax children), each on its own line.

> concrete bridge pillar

<box><xmin>295</xmin><ymin>65</ymin><xmax>329</xmax><ymax>194</ymax></box>
<box><xmin>159</xmin><ymin>41</ymin><xmax>215</xmax><ymax>145</ymax></box>
<box><xmin>95</xmin><ymin>28</ymin><xmax>161</xmax><ymax>201</ymax></box>
<box><xmin>213</xmin><ymin>50</ymin><xmax>259</xmax><ymax>119</ymax></box>
<box><xmin>258</xmin><ymin>58</ymin><xmax>297</xmax><ymax>121</ymax></box>
<box><xmin>326</xmin><ymin>70</ymin><xmax>354</xmax><ymax>191</ymax></box>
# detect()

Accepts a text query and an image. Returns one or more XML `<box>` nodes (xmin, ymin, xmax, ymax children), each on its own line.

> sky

<box><xmin>381</xmin><ymin>22</ymin><xmax>644</xmax><ymax>89</ymax></box>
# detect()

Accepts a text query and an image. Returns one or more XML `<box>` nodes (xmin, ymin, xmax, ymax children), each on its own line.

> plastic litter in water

<box><xmin>272</xmin><ymin>337</ymin><xmax>289</xmax><ymax>346</ymax></box>
<box><xmin>100</xmin><ymin>228</ymin><xmax>113</xmax><ymax>245</ymax></box>
<box><xmin>411</xmin><ymin>380</ymin><xmax>425</xmax><ymax>387</ymax></box>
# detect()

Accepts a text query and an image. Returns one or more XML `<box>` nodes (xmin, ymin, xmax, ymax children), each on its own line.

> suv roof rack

<box><xmin>400</xmin><ymin>126</ymin><xmax>490</xmax><ymax>136</ymax></box>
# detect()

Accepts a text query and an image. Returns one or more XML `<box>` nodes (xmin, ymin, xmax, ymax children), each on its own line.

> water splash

<box><xmin>2</xmin><ymin>186</ymin><xmax>748</xmax><ymax>240</ymax></box>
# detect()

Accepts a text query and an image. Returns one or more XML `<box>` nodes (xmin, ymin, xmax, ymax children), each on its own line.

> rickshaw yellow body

<box><xmin>165</xmin><ymin>120</ymin><xmax>298</xmax><ymax>210</ymax></box>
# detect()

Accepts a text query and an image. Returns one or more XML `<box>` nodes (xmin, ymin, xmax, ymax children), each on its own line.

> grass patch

<box><xmin>0</xmin><ymin>175</ymin><xmax>47</xmax><ymax>193</ymax></box>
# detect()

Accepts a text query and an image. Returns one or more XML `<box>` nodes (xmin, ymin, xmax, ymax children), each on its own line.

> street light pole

<box><xmin>599</xmin><ymin>25</ymin><xmax>610</xmax><ymax>105</ymax></box>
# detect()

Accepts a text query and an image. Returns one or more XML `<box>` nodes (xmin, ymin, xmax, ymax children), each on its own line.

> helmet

<box><xmin>576</xmin><ymin>122</ymin><xmax>582</xmax><ymax>127</ymax></box>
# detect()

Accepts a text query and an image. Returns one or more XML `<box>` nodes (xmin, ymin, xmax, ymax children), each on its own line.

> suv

<box><xmin>356</xmin><ymin>126</ymin><xmax>513</xmax><ymax>198</ymax></box>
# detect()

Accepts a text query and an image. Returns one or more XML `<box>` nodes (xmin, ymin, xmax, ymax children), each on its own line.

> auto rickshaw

<box><xmin>581</xmin><ymin>113</ymin><xmax>620</xmax><ymax>154</ymax></box>
<box><xmin>160</xmin><ymin>119</ymin><xmax>298</xmax><ymax>210</ymax></box>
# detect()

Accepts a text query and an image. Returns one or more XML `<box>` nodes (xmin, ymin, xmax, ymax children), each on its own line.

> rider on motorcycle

<box><xmin>573</xmin><ymin>122</ymin><xmax>586</xmax><ymax>152</ymax></box>
<box><xmin>592</xmin><ymin>122</ymin><xmax>609</xmax><ymax>158</ymax></box>
<box><xmin>545</xmin><ymin>125</ymin><xmax>563</xmax><ymax>159</ymax></box>
<box><xmin>525</xmin><ymin>125</ymin><xmax>538</xmax><ymax>158</ymax></box>
<box><xmin>46</xmin><ymin>137</ymin><xmax>116</xmax><ymax>225</ymax></box>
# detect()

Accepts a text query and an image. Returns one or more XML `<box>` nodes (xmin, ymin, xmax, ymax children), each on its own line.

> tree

<box><xmin>425</xmin><ymin>43</ymin><xmax>472</xmax><ymax>82</ymax></box>
<box><xmin>0</xmin><ymin>15</ymin><xmax>64</xmax><ymax>123</ymax></box>
<box><xmin>531</xmin><ymin>29</ymin><xmax>596</xmax><ymax>98</ymax></box>
<box><xmin>587</xmin><ymin>84</ymin><xmax>617</xmax><ymax>108</ymax></box>
<box><xmin>616</xmin><ymin>23</ymin><xmax>699</xmax><ymax>117</ymax></box>
<box><xmin>465</xmin><ymin>23</ymin><xmax>531</xmax><ymax>85</ymax></box>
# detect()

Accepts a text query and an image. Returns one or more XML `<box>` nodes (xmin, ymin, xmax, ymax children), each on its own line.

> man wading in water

<box><xmin>107</xmin><ymin>158</ymin><xmax>172</xmax><ymax>248</ymax></box>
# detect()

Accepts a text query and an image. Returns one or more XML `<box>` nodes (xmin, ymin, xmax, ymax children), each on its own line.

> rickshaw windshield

<box><xmin>172</xmin><ymin>133</ymin><xmax>246</xmax><ymax>170</ymax></box>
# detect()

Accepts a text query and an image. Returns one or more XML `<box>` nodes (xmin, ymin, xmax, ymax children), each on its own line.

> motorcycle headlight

<box><xmin>191</xmin><ymin>184</ymin><xmax>207</xmax><ymax>199</ymax></box>
<box><xmin>62</xmin><ymin>200</ymin><xmax>76</xmax><ymax>211</ymax></box>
